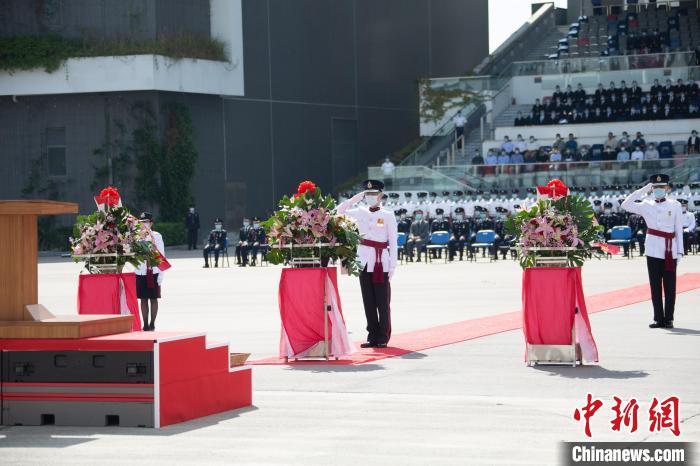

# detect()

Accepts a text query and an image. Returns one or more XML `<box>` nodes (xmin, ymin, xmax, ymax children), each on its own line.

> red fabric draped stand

<box><xmin>522</xmin><ymin>267</ymin><xmax>599</xmax><ymax>362</ymax></box>
<box><xmin>278</xmin><ymin>267</ymin><xmax>347</xmax><ymax>357</ymax></box>
<box><xmin>77</xmin><ymin>272</ymin><xmax>141</xmax><ymax>331</ymax></box>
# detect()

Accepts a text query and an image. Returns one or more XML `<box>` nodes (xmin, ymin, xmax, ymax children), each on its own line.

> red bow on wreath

<box><xmin>295</xmin><ymin>180</ymin><xmax>316</xmax><ymax>197</ymax></box>
<box><xmin>536</xmin><ymin>179</ymin><xmax>569</xmax><ymax>198</ymax></box>
<box><xmin>94</xmin><ymin>186</ymin><xmax>122</xmax><ymax>209</ymax></box>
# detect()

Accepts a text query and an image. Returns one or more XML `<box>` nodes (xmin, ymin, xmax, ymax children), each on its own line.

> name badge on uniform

<box><xmin>668</xmin><ymin>210</ymin><xmax>672</xmax><ymax>217</ymax></box>
<box><xmin>376</xmin><ymin>218</ymin><xmax>384</xmax><ymax>226</ymax></box>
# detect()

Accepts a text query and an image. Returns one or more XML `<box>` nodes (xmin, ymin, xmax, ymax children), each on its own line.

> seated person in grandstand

<box><xmin>406</xmin><ymin>209</ymin><xmax>429</xmax><ymax>262</ymax></box>
<box><xmin>633</xmin><ymin>132</ymin><xmax>645</xmax><ymax>150</ymax></box>
<box><xmin>603</xmin><ymin>145</ymin><xmax>617</xmax><ymax>161</ymax></box>
<box><xmin>511</xmin><ymin>148</ymin><xmax>524</xmax><ymax>165</ymax></box>
<box><xmin>485</xmin><ymin>149</ymin><xmax>498</xmax><ymax>166</ymax></box>
<box><xmin>471</xmin><ymin>149</ymin><xmax>484</xmax><ymax>165</ymax></box>
<box><xmin>514</xmin><ymin>111</ymin><xmax>528</xmax><ymax>127</ymax></box>
<box><xmin>617</xmin><ymin>146</ymin><xmax>630</xmax><ymax>162</ymax></box>
<box><xmin>644</xmin><ymin>143</ymin><xmax>660</xmax><ymax>161</ymax></box>
<box><xmin>501</xmin><ymin>136</ymin><xmax>514</xmax><ymax>154</ymax></box>
<box><xmin>631</xmin><ymin>146</ymin><xmax>644</xmax><ymax>161</ymax></box>
<box><xmin>650</xmin><ymin>78</ymin><xmax>662</xmax><ymax>96</ymax></box>
<box><xmin>514</xmin><ymin>135</ymin><xmax>526</xmax><ymax>153</ymax></box>
<box><xmin>565</xmin><ymin>134</ymin><xmax>577</xmax><ymax>153</ymax></box>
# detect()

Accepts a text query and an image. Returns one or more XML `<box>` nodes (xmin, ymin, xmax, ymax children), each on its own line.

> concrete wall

<box><xmin>225</xmin><ymin>0</ymin><xmax>489</xmax><ymax>221</ymax></box>
<box><xmin>0</xmin><ymin>91</ymin><xmax>225</xmax><ymax>232</ymax></box>
<box><xmin>0</xmin><ymin>0</ymin><xmax>209</xmax><ymax>40</ymax></box>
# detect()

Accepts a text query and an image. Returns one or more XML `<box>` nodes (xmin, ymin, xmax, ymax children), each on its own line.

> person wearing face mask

<box><xmin>448</xmin><ymin>207</ymin><xmax>470</xmax><ymax>261</ymax></box>
<box><xmin>203</xmin><ymin>218</ymin><xmax>227</xmax><ymax>268</ymax></box>
<box><xmin>621</xmin><ymin>174</ymin><xmax>684</xmax><ymax>329</ymax></box>
<box><xmin>236</xmin><ymin>217</ymin><xmax>254</xmax><ymax>267</ymax></box>
<box><xmin>429</xmin><ymin>208</ymin><xmax>450</xmax><ymax>260</ymax></box>
<box><xmin>679</xmin><ymin>199</ymin><xmax>696</xmax><ymax>254</ymax></box>
<box><xmin>185</xmin><ymin>205</ymin><xmax>200</xmax><ymax>250</ymax></box>
<box><xmin>337</xmin><ymin>180</ymin><xmax>398</xmax><ymax>348</ymax></box>
<box><xmin>406</xmin><ymin>208</ymin><xmax>430</xmax><ymax>263</ymax></box>
<box><xmin>249</xmin><ymin>217</ymin><xmax>267</xmax><ymax>266</ymax></box>
<box><xmin>135</xmin><ymin>212</ymin><xmax>165</xmax><ymax>331</ymax></box>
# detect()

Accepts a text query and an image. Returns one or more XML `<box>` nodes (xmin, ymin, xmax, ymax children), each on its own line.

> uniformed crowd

<box><xmin>514</xmin><ymin>78</ymin><xmax>700</xmax><ymax>126</ymax></box>
<box><xmin>354</xmin><ymin>184</ymin><xmax>700</xmax><ymax>261</ymax></box>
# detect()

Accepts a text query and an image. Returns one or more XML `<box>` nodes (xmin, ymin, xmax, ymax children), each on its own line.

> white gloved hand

<box><xmin>644</xmin><ymin>182</ymin><xmax>654</xmax><ymax>194</ymax></box>
<box><xmin>349</xmin><ymin>191</ymin><xmax>366</xmax><ymax>204</ymax></box>
<box><xmin>677</xmin><ymin>255</ymin><xmax>683</xmax><ymax>264</ymax></box>
<box><xmin>389</xmin><ymin>269</ymin><xmax>395</xmax><ymax>281</ymax></box>
<box><xmin>157</xmin><ymin>273</ymin><xmax>164</xmax><ymax>286</ymax></box>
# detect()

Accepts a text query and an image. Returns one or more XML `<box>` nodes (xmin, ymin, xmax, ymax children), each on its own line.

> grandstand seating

<box><xmin>554</xmin><ymin>5</ymin><xmax>700</xmax><ymax>59</ymax></box>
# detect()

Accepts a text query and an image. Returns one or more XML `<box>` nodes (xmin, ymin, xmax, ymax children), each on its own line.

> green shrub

<box><xmin>0</xmin><ymin>33</ymin><xmax>227</xmax><ymax>73</ymax></box>
<box><xmin>38</xmin><ymin>223</ymin><xmax>73</xmax><ymax>251</ymax></box>
<box><xmin>156</xmin><ymin>222</ymin><xmax>186</xmax><ymax>247</ymax></box>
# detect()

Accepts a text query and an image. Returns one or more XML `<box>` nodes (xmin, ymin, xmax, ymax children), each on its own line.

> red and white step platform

<box><xmin>0</xmin><ymin>331</ymin><xmax>252</xmax><ymax>428</ymax></box>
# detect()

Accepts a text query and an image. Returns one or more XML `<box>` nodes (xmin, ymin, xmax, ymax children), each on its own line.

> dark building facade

<box><xmin>0</xmin><ymin>0</ymin><xmax>488</xmax><ymax>237</ymax></box>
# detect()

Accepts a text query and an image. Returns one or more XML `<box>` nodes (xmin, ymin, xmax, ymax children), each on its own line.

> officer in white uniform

<box><xmin>135</xmin><ymin>212</ymin><xmax>166</xmax><ymax>331</ymax></box>
<box><xmin>621</xmin><ymin>174</ymin><xmax>684</xmax><ymax>328</ymax></box>
<box><xmin>679</xmin><ymin>199</ymin><xmax>696</xmax><ymax>254</ymax></box>
<box><xmin>337</xmin><ymin>179</ymin><xmax>398</xmax><ymax>348</ymax></box>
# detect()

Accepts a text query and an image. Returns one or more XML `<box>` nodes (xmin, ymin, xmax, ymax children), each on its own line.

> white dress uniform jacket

<box><xmin>337</xmin><ymin>196</ymin><xmax>398</xmax><ymax>276</ymax></box>
<box><xmin>682</xmin><ymin>211</ymin><xmax>696</xmax><ymax>232</ymax></box>
<box><xmin>621</xmin><ymin>185</ymin><xmax>684</xmax><ymax>260</ymax></box>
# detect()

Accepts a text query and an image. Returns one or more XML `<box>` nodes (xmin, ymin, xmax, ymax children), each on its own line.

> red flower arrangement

<box><xmin>94</xmin><ymin>186</ymin><xmax>121</xmax><ymax>207</ymax></box>
<box><xmin>295</xmin><ymin>180</ymin><xmax>317</xmax><ymax>197</ymax></box>
<box><xmin>536</xmin><ymin>179</ymin><xmax>569</xmax><ymax>199</ymax></box>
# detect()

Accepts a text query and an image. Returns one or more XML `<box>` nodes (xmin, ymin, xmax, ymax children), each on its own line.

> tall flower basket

<box><xmin>504</xmin><ymin>179</ymin><xmax>602</xmax><ymax>268</ymax></box>
<box><xmin>504</xmin><ymin>179</ymin><xmax>601</xmax><ymax>367</ymax></box>
<box><xmin>264</xmin><ymin>181</ymin><xmax>358</xmax><ymax>362</ymax></box>
<box><xmin>69</xmin><ymin>187</ymin><xmax>162</xmax><ymax>274</ymax></box>
<box><xmin>263</xmin><ymin>181</ymin><xmax>361</xmax><ymax>274</ymax></box>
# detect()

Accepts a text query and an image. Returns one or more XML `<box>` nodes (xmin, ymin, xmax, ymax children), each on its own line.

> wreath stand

<box><xmin>275</xmin><ymin>243</ymin><xmax>345</xmax><ymax>362</ymax></box>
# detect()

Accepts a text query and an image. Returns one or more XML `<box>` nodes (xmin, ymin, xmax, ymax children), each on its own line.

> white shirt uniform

<box><xmin>682</xmin><ymin>211</ymin><xmax>696</xmax><ymax>232</ymax></box>
<box><xmin>135</xmin><ymin>230</ymin><xmax>165</xmax><ymax>275</ymax></box>
<box><xmin>621</xmin><ymin>187</ymin><xmax>684</xmax><ymax>260</ymax></box>
<box><xmin>337</xmin><ymin>199</ymin><xmax>398</xmax><ymax>275</ymax></box>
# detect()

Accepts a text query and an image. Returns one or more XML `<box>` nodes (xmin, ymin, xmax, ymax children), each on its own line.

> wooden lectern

<box><xmin>0</xmin><ymin>200</ymin><xmax>132</xmax><ymax>338</ymax></box>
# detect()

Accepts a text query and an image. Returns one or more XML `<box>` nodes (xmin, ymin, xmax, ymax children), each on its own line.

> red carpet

<box><xmin>248</xmin><ymin>273</ymin><xmax>700</xmax><ymax>366</ymax></box>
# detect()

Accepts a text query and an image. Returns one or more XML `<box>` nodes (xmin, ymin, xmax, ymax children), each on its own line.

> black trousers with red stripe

<box><xmin>359</xmin><ymin>266</ymin><xmax>391</xmax><ymax>344</ymax></box>
<box><xmin>646</xmin><ymin>256</ymin><xmax>677</xmax><ymax>323</ymax></box>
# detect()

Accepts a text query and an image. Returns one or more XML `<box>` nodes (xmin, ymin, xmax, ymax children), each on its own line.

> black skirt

<box><xmin>136</xmin><ymin>274</ymin><xmax>161</xmax><ymax>299</ymax></box>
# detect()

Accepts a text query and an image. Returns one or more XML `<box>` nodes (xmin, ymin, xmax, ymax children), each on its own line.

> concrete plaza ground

<box><xmin>1</xmin><ymin>252</ymin><xmax>698</xmax><ymax>465</ymax></box>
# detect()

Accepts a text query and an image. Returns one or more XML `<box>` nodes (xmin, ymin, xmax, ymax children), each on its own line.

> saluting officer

<box><xmin>337</xmin><ymin>180</ymin><xmax>398</xmax><ymax>348</ymax></box>
<box><xmin>203</xmin><ymin>218</ymin><xmax>227</xmax><ymax>268</ymax></box>
<box><xmin>621</xmin><ymin>174</ymin><xmax>684</xmax><ymax>328</ymax></box>
<box><xmin>448</xmin><ymin>207</ymin><xmax>470</xmax><ymax>261</ymax></box>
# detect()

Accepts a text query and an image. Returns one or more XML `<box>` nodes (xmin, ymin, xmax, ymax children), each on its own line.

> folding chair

<box><xmin>471</xmin><ymin>230</ymin><xmax>496</xmax><ymax>262</ymax></box>
<box><xmin>426</xmin><ymin>231</ymin><xmax>450</xmax><ymax>263</ymax></box>
<box><xmin>607</xmin><ymin>226</ymin><xmax>633</xmax><ymax>258</ymax></box>
<box><xmin>397</xmin><ymin>232</ymin><xmax>407</xmax><ymax>263</ymax></box>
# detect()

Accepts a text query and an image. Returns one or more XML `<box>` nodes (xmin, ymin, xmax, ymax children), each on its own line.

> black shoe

<box><xmin>251</xmin><ymin>261</ymin><xmax>256</xmax><ymax>267</ymax></box>
<box><xmin>360</xmin><ymin>342</ymin><xmax>376</xmax><ymax>348</ymax></box>
<box><xmin>215</xmin><ymin>263</ymin><xmax>218</xmax><ymax>268</ymax></box>
<box><xmin>203</xmin><ymin>264</ymin><xmax>209</xmax><ymax>268</ymax></box>
<box><xmin>664</xmin><ymin>321</ymin><xmax>674</xmax><ymax>329</ymax></box>
<box><xmin>375</xmin><ymin>343</ymin><xmax>387</xmax><ymax>348</ymax></box>
<box><xmin>649</xmin><ymin>321</ymin><xmax>664</xmax><ymax>328</ymax></box>
<box><xmin>147</xmin><ymin>323</ymin><xmax>155</xmax><ymax>331</ymax></box>
<box><xmin>416</xmin><ymin>258</ymin><xmax>421</xmax><ymax>263</ymax></box>
<box><xmin>142</xmin><ymin>324</ymin><xmax>149</xmax><ymax>332</ymax></box>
